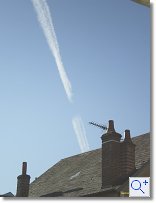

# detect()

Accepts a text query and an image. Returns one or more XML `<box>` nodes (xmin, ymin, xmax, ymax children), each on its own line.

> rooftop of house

<box><xmin>29</xmin><ymin>132</ymin><xmax>150</xmax><ymax>197</ymax></box>
<box><xmin>131</xmin><ymin>0</ymin><xmax>150</xmax><ymax>7</ymax></box>
<box><xmin>0</xmin><ymin>192</ymin><xmax>14</xmax><ymax>197</ymax></box>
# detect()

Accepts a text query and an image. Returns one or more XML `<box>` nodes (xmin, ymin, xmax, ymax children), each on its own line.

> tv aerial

<box><xmin>89</xmin><ymin>121</ymin><xmax>107</xmax><ymax>132</ymax></box>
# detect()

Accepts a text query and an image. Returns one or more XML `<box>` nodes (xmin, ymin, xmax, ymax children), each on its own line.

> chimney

<box><xmin>101</xmin><ymin>121</ymin><xmax>136</xmax><ymax>188</ymax></box>
<box><xmin>124</xmin><ymin>130</ymin><xmax>132</xmax><ymax>142</ymax></box>
<box><xmin>101</xmin><ymin>120</ymin><xmax>122</xmax><ymax>188</ymax></box>
<box><xmin>107</xmin><ymin>120</ymin><xmax>116</xmax><ymax>133</ymax></box>
<box><xmin>120</xmin><ymin>130</ymin><xmax>136</xmax><ymax>180</ymax></box>
<box><xmin>16</xmin><ymin>162</ymin><xmax>30</xmax><ymax>197</ymax></box>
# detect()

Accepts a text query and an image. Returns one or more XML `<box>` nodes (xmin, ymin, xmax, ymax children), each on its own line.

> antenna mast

<box><xmin>89</xmin><ymin>121</ymin><xmax>107</xmax><ymax>131</ymax></box>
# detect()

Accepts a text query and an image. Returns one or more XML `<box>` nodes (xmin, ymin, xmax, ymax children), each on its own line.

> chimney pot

<box><xmin>107</xmin><ymin>120</ymin><xmax>115</xmax><ymax>133</ymax></box>
<box><xmin>124</xmin><ymin>129</ymin><xmax>132</xmax><ymax>142</ymax></box>
<box><xmin>22</xmin><ymin>162</ymin><xmax>27</xmax><ymax>175</ymax></box>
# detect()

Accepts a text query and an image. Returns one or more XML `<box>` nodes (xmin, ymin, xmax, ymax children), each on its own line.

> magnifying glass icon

<box><xmin>131</xmin><ymin>180</ymin><xmax>145</xmax><ymax>194</ymax></box>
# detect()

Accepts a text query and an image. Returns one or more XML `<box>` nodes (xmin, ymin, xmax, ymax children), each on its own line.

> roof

<box><xmin>131</xmin><ymin>0</ymin><xmax>150</xmax><ymax>7</ymax></box>
<box><xmin>118</xmin><ymin>160</ymin><xmax>150</xmax><ymax>193</ymax></box>
<box><xmin>0</xmin><ymin>192</ymin><xmax>14</xmax><ymax>197</ymax></box>
<box><xmin>29</xmin><ymin>133</ymin><xmax>150</xmax><ymax>197</ymax></box>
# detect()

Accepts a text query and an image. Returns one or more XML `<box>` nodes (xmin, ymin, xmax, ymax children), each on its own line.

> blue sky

<box><xmin>0</xmin><ymin>0</ymin><xmax>150</xmax><ymax>195</ymax></box>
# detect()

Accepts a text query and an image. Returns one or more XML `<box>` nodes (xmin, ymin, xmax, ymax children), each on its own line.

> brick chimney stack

<box><xmin>101</xmin><ymin>120</ymin><xmax>122</xmax><ymax>188</ymax></box>
<box><xmin>16</xmin><ymin>162</ymin><xmax>30</xmax><ymax>197</ymax></box>
<box><xmin>120</xmin><ymin>130</ymin><xmax>136</xmax><ymax>180</ymax></box>
<box><xmin>101</xmin><ymin>120</ymin><xmax>136</xmax><ymax>188</ymax></box>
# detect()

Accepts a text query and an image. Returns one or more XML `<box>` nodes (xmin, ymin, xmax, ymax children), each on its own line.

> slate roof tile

<box><xmin>29</xmin><ymin>133</ymin><xmax>150</xmax><ymax>197</ymax></box>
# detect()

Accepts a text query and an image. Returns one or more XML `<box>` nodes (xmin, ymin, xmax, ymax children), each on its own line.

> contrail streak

<box><xmin>72</xmin><ymin>116</ymin><xmax>90</xmax><ymax>153</ymax></box>
<box><xmin>31</xmin><ymin>0</ymin><xmax>89</xmax><ymax>153</ymax></box>
<box><xmin>31</xmin><ymin>0</ymin><xmax>73</xmax><ymax>102</ymax></box>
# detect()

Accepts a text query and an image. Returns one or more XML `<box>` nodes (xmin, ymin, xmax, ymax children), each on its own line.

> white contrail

<box><xmin>31</xmin><ymin>0</ymin><xmax>73</xmax><ymax>102</ymax></box>
<box><xmin>72</xmin><ymin>116</ymin><xmax>90</xmax><ymax>153</ymax></box>
<box><xmin>31</xmin><ymin>0</ymin><xmax>89</xmax><ymax>153</ymax></box>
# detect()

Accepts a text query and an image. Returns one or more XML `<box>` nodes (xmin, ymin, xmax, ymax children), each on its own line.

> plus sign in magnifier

<box><xmin>129</xmin><ymin>177</ymin><xmax>150</xmax><ymax>197</ymax></box>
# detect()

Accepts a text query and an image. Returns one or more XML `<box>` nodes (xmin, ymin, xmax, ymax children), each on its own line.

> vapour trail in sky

<box><xmin>31</xmin><ymin>0</ymin><xmax>73</xmax><ymax>102</ymax></box>
<box><xmin>72</xmin><ymin>116</ymin><xmax>90</xmax><ymax>153</ymax></box>
<box><xmin>31</xmin><ymin>0</ymin><xmax>90</xmax><ymax>153</ymax></box>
